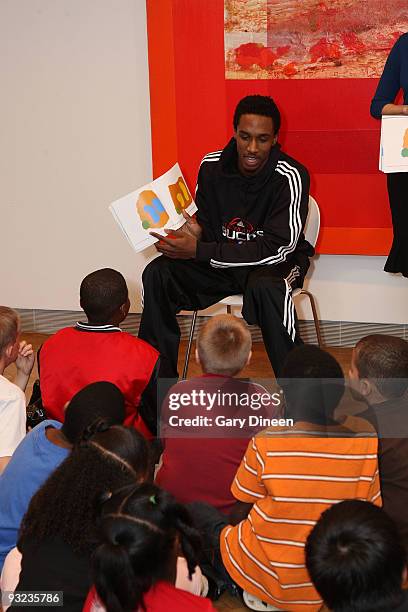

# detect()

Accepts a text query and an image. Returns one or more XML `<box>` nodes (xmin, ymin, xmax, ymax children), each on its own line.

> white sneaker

<box><xmin>243</xmin><ymin>590</ymin><xmax>282</xmax><ymax>611</ymax></box>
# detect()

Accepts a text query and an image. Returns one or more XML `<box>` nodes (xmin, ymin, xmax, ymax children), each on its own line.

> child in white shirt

<box><xmin>0</xmin><ymin>306</ymin><xmax>34</xmax><ymax>473</ymax></box>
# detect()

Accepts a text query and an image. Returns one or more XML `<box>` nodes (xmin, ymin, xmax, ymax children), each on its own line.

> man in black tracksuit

<box><xmin>138</xmin><ymin>95</ymin><xmax>314</xmax><ymax>377</ymax></box>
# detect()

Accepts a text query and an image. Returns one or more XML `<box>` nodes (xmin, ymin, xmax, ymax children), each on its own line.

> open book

<box><xmin>110</xmin><ymin>163</ymin><xmax>197</xmax><ymax>253</ymax></box>
<box><xmin>380</xmin><ymin>115</ymin><xmax>408</xmax><ymax>173</ymax></box>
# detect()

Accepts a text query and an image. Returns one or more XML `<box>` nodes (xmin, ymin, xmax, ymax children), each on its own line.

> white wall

<box><xmin>298</xmin><ymin>255</ymin><xmax>408</xmax><ymax>325</ymax></box>
<box><xmin>1</xmin><ymin>1</ymin><xmax>406</xmax><ymax>324</ymax></box>
<box><xmin>196</xmin><ymin>255</ymin><xmax>408</xmax><ymax>326</ymax></box>
<box><xmin>1</xmin><ymin>0</ymin><xmax>154</xmax><ymax>311</ymax></box>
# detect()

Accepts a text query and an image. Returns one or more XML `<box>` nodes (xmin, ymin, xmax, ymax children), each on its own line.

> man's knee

<box><xmin>142</xmin><ymin>255</ymin><xmax>173</xmax><ymax>287</ymax></box>
<box><xmin>245</xmin><ymin>273</ymin><xmax>284</xmax><ymax>300</ymax></box>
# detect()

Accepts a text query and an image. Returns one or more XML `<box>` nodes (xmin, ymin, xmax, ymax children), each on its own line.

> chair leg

<box><xmin>300</xmin><ymin>290</ymin><xmax>323</xmax><ymax>348</ymax></box>
<box><xmin>182</xmin><ymin>310</ymin><xmax>198</xmax><ymax>380</ymax></box>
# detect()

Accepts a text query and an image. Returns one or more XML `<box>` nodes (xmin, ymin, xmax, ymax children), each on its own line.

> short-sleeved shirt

<box><xmin>0</xmin><ymin>376</ymin><xmax>26</xmax><ymax>459</ymax></box>
<box><xmin>220</xmin><ymin>417</ymin><xmax>381</xmax><ymax>612</ymax></box>
<box><xmin>0</xmin><ymin>420</ymin><xmax>69</xmax><ymax>572</ymax></box>
<box><xmin>156</xmin><ymin>375</ymin><xmax>282</xmax><ymax>513</ymax></box>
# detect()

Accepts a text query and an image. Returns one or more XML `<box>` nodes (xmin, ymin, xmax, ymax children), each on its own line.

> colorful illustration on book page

<box><xmin>402</xmin><ymin>128</ymin><xmax>408</xmax><ymax>157</ymax></box>
<box><xmin>136</xmin><ymin>190</ymin><xmax>169</xmax><ymax>230</ymax></box>
<box><xmin>168</xmin><ymin>176</ymin><xmax>193</xmax><ymax>214</ymax></box>
<box><xmin>225</xmin><ymin>0</ymin><xmax>406</xmax><ymax>79</ymax></box>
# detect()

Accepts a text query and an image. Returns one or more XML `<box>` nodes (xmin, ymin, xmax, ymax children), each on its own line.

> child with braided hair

<box><xmin>7</xmin><ymin>421</ymin><xmax>151</xmax><ymax>612</ymax></box>
<box><xmin>0</xmin><ymin>381</ymin><xmax>127</xmax><ymax>574</ymax></box>
<box><xmin>84</xmin><ymin>483</ymin><xmax>215</xmax><ymax>612</ymax></box>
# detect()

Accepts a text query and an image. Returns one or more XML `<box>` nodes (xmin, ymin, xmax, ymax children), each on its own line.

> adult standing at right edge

<box><xmin>371</xmin><ymin>33</ymin><xmax>408</xmax><ymax>277</ymax></box>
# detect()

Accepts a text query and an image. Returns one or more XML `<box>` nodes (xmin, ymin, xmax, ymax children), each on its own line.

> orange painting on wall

<box><xmin>225</xmin><ymin>0</ymin><xmax>407</xmax><ymax>79</ymax></box>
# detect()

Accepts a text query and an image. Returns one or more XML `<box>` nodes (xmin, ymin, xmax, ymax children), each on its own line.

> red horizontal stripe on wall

<box><xmin>225</xmin><ymin>79</ymin><xmax>380</xmax><ymax>131</ymax></box>
<box><xmin>318</xmin><ymin>227</ymin><xmax>392</xmax><ymax>255</ymax></box>
<box><xmin>313</xmin><ymin>173</ymin><xmax>391</xmax><ymax>227</ymax></box>
<box><xmin>284</xmin><ymin>130</ymin><xmax>380</xmax><ymax>174</ymax></box>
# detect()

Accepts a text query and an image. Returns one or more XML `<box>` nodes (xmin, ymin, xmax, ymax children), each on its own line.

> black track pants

<box><xmin>138</xmin><ymin>256</ymin><xmax>309</xmax><ymax>377</ymax></box>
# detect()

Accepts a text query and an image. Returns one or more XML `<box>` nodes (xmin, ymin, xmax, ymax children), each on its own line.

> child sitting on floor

<box><xmin>0</xmin><ymin>381</ymin><xmax>126</xmax><ymax>573</ymax></box>
<box><xmin>0</xmin><ymin>306</ymin><xmax>34</xmax><ymax>473</ymax></box>
<box><xmin>7</xmin><ymin>422</ymin><xmax>151</xmax><ymax>612</ymax></box>
<box><xmin>156</xmin><ymin>314</ymin><xmax>281</xmax><ymax>514</ymax></box>
<box><xmin>305</xmin><ymin>500</ymin><xmax>408</xmax><ymax>612</ymax></box>
<box><xmin>348</xmin><ymin>334</ymin><xmax>408</xmax><ymax>555</ymax></box>
<box><xmin>84</xmin><ymin>483</ymin><xmax>215</xmax><ymax>611</ymax></box>
<box><xmin>189</xmin><ymin>345</ymin><xmax>380</xmax><ymax>611</ymax></box>
<box><xmin>38</xmin><ymin>268</ymin><xmax>161</xmax><ymax>438</ymax></box>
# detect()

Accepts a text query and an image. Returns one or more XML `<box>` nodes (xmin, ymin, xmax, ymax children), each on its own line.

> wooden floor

<box><xmin>4</xmin><ymin>334</ymin><xmax>352</xmax><ymax>612</ymax></box>
<box><xmin>180</xmin><ymin>341</ymin><xmax>353</xmax><ymax>379</ymax></box>
<box><xmin>4</xmin><ymin>333</ymin><xmax>353</xmax><ymax>403</ymax></box>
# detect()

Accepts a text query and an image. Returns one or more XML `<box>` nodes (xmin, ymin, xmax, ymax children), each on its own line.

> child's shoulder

<box><xmin>0</xmin><ymin>375</ymin><xmax>25</xmax><ymax>402</ymax></box>
<box><xmin>118</xmin><ymin>333</ymin><xmax>160</xmax><ymax>362</ymax></box>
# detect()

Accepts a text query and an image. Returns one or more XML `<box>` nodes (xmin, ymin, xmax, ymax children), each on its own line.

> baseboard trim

<box><xmin>14</xmin><ymin>308</ymin><xmax>407</xmax><ymax>348</ymax></box>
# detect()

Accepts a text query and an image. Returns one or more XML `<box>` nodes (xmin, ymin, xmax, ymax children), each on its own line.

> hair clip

<box><xmin>149</xmin><ymin>495</ymin><xmax>157</xmax><ymax>505</ymax></box>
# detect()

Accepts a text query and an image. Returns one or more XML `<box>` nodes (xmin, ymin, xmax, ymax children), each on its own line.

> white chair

<box><xmin>181</xmin><ymin>196</ymin><xmax>322</xmax><ymax>379</ymax></box>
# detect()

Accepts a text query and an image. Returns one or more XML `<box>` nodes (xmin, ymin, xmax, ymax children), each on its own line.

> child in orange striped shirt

<box><xmin>190</xmin><ymin>346</ymin><xmax>380</xmax><ymax>612</ymax></box>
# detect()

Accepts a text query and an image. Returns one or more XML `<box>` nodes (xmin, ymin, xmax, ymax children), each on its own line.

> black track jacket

<box><xmin>195</xmin><ymin>138</ymin><xmax>314</xmax><ymax>269</ymax></box>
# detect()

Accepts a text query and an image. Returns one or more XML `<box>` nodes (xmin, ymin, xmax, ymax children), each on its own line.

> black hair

<box><xmin>280</xmin><ymin>345</ymin><xmax>345</xmax><ymax>425</ymax></box>
<box><xmin>355</xmin><ymin>334</ymin><xmax>408</xmax><ymax>399</ymax></box>
<box><xmin>18</xmin><ymin>423</ymin><xmax>150</xmax><ymax>556</ymax></box>
<box><xmin>61</xmin><ymin>382</ymin><xmax>126</xmax><ymax>444</ymax></box>
<box><xmin>91</xmin><ymin>483</ymin><xmax>202</xmax><ymax>612</ymax></box>
<box><xmin>305</xmin><ymin>500</ymin><xmax>406</xmax><ymax>612</ymax></box>
<box><xmin>80</xmin><ymin>268</ymin><xmax>128</xmax><ymax>324</ymax></box>
<box><xmin>233</xmin><ymin>95</ymin><xmax>281</xmax><ymax>134</ymax></box>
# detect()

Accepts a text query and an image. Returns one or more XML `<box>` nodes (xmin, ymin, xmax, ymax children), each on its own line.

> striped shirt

<box><xmin>220</xmin><ymin>417</ymin><xmax>381</xmax><ymax>611</ymax></box>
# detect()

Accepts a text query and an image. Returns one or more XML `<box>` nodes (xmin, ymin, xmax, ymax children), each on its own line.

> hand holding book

<box><xmin>109</xmin><ymin>164</ymin><xmax>197</xmax><ymax>253</ymax></box>
<box><xmin>149</xmin><ymin>210</ymin><xmax>202</xmax><ymax>259</ymax></box>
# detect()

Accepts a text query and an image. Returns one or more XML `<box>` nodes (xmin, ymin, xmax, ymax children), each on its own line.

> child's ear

<box><xmin>5</xmin><ymin>343</ymin><xmax>14</xmax><ymax>361</ymax></box>
<box><xmin>121</xmin><ymin>298</ymin><xmax>130</xmax><ymax>318</ymax></box>
<box><xmin>246</xmin><ymin>350</ymin><xmax>252</xmax><ymax>366</ymax></box>
<box><xmin>359</xmin><ymin>378</ymin><xmax>372</xmax><ymax>397</ymax></box>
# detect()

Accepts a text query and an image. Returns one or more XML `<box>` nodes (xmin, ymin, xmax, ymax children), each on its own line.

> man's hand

<box><xmin>150</xmin><ymin>210</ymin><xmax>202</xmax><ymax>259</ymax></box>
<box><xmin>180</xmin><ymin>210</ymin><xmax>202</xmax><ymax>239</ymax></box>
<box><xmin>15</xmin><ymin>341</ymin><xmax>35</xmax><ymax>376</ymax></box>
<box><xmin>151</xmin><ymin>230</ymin><xmax>197</xmax><ymax>259</ymax></box>
<box><xmin>163</xmin><ymin>211</ymin><xmax>202</xmax><ymax>239</ymax></box>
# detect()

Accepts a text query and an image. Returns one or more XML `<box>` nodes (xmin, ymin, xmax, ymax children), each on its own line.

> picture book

<box><xmin>110</xmin><ymin>163</ymin><xmax>197</xmax><ymax>252</ymax></box>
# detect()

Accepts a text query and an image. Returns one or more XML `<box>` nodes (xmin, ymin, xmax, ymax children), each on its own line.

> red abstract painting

<box><xmin>225</xmin><ymin>0</ymin><xmax>407</xmax><ymax>79</ymax></box>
